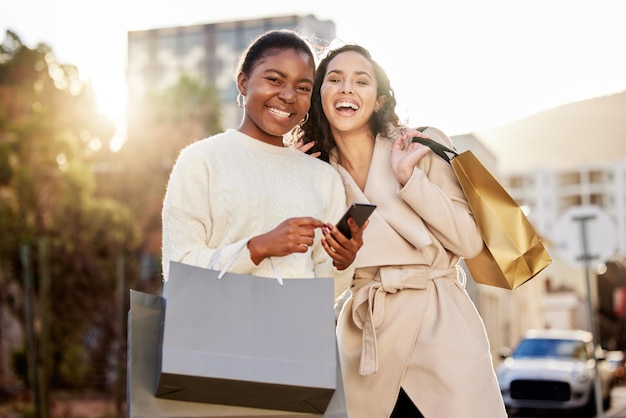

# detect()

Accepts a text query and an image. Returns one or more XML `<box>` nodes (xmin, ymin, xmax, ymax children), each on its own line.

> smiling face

<box><xmin>237</xmin><ymin>48</ymin><xmax>314</xmax><ymax>146</ymax></box>
<box><xmin>320</xmin><ymin>50</ymin><xmax>384</xmax><ymax>139</ymax></box>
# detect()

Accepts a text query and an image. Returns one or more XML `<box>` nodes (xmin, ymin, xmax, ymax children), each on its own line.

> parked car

<box><xmin>496</xmin><ymin>329</ymin><xmax>613</xmax><ymax>416</ymax></box>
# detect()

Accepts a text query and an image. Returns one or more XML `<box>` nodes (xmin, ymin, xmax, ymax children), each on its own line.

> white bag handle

<box><xmin>211</xmin><ymin>243</ymin><xmax>284</xmax><ymax>286</ymax></box>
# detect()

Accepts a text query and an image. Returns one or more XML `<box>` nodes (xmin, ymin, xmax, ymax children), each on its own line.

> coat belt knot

<box><xmin>351</xmin><ymin>266</ymin><xmax>457</xmax><ymax>375</ymax></box>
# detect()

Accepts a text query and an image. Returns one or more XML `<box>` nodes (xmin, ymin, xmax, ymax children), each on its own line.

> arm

<box><xmin>391</xmin><ymin>128</ymin><xmax>483</xmax><ymax>258</ymax></box>
<box><xmin>161</xmin><ymin>148</ymin><xmax>258</xmax><ymax>280</ymax></box>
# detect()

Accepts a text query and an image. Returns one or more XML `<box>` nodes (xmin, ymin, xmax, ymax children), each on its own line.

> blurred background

<box><xmin>0</xmin><ymin>0</ymin><xmax>625</xmax><ymax>417</ymax></box>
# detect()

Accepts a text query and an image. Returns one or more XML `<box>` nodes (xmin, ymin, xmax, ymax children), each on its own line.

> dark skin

<box><xmin>248</xmin><ymin>217</ymin><xmax>364</xmax><ymax>269</ymax></box>
<box><xmin>236</xmin><ymin>48</ymin><xmax>364</xmax><ymax>269</ymax></box>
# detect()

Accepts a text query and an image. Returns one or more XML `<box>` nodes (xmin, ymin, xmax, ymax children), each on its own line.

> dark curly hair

<box><xmin>302</xmin><ymin>43</ymin><xmax>401</xmax><ymax>161</ymax></box>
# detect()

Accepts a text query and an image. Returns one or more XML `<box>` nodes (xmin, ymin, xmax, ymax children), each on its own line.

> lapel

<box><xmin>332</xmin><ymin>135</ymin><xmax>433</xmax><ymax>267</ymax></box>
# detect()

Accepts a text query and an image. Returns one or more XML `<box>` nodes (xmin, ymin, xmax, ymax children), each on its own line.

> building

<box><xmin>126</xmin><ymin>14</ymin><xmax>336</xmax><ymax>129</ymax></box>
<box><xmin>502</xmin><ymin>162</ymin><xmax>626</xmax><ymax>262</ymax></box>
<box><xmin>501</xmin><ymin>161</ymin><xmax>626</xmax><ymax>300</ymax></box>
<box><xmin>501</xmin><ymin>160</ymin><xmax>626</xmax><ymax>349</ymax></box>
<box><xmin>454</xmin><ymin>133</ymin><xmax>626</xmax><ymax>352</ymax></box>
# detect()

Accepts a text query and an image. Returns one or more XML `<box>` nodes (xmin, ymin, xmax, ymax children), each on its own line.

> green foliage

<box><xmin>57</xmin><ymin>343</ymin><xmax>89</xmax><ymax>388</ymax></box>
<box><xmin>0</xmin><ymin>29</ymin><xmax>224</xmax><ymax>401</ymax></box>
<box><xmin>100</xmin><ymin>74</ymin><xmax>223</xmax><ymax>285</ymax></box>
<box><xmin>0</xmin><ymin>30</ymin><xmax>137</xmax><ymax>396</ymax></box>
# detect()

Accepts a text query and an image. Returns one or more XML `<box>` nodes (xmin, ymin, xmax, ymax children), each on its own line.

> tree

<box><xmin>96</xmin><ymin>75</ymin><xmax>223</xmax><ymax>287</ymax></box>
<box><xmin>0</xmin><ymin>30</ymin><xmax>138</xmax><ymax>412</ymax></box>
<box><xmin>0</xmin><ymin>29</ymin><xmax>224</xmax><ymax>416</ymax></box>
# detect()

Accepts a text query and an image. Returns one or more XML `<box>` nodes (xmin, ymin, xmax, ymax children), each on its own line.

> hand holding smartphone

<box><xmin>336</xmin><ymin>203</ymin><xmax>377</xmax><ymax>239</ymax></box>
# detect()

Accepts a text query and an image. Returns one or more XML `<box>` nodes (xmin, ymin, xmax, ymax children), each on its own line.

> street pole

<box><xmin>37</xmin><ymin>237</ymin><xmax>50</xmax><ymax>418</ymax></box>
<box><xmin>21</xmin><ymin>244</ymin><xmax>41</xmax><ymax>418</ymax></box>
<box><xmin>115</xmin><ymin>255</ymin><xmax>125</xmax><ymax>418</ymax></box>
<box><xmin>574</xmin><ymin>214</ymin><xmax>604</xmax><ymax>418</ymax></box>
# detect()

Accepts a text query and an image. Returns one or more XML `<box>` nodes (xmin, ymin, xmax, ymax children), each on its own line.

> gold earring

<box><xmin>236</xmin><ymin>92</ymin><xmax>245</xmax><ymax>108</ymax></box>
<box><xmin>283</xmin><ymin>113</ymin><xmax>308</xmax><ymax>146</ymax></box>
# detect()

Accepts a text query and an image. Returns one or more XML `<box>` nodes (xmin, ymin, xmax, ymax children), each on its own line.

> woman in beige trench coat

<box><xmin>302</xmin><ymin>44</ymin><xmax>508</xmax><ymax>418</ymax></box>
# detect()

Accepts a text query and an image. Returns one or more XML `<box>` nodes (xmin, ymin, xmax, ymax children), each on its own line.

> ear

<box><xmin>236</xmin><ymin>72</ymin><xmax>247</xmax><ymax>96</ymax></box>
<box><xmin>374</xmin><ymin>95</ymin><xmax>387</xmax><ymax>113</ymax></box>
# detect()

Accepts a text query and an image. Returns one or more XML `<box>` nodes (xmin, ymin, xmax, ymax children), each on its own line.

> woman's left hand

<box><xmin>321</xmin><ymin>218</ymin><xmax>366</xmax><ymax>270</ymax></box>
<box><xmin>390</xmin><ymin>129</ymin><xmax>432</xmax><ymax>186</ymax></box>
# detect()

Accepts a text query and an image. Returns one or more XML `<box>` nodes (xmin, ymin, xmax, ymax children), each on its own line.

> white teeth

<box><xmin>267</xmin><ymin>107</ymin><xmax>290</xmax><ymax>118</ymax></box>
<box><xmin>336</xmin><ymin>101</ymin><xmax>359</xmax><ymax>110</ymax></box>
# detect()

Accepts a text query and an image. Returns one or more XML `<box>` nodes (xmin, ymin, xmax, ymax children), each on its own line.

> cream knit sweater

<box><xmin>162</xmin><ymin>129</ymin><xmax>354</xmax><ymax>299</ymax></box>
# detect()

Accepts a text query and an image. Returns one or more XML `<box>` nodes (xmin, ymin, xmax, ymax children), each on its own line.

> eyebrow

<box><xmin>326</xmin><ymin>69</ymin><xmax>372</xmax><ymax>79</ymax></box>
<box><xmin>263</xmin><ymin>68</ymin><xmax>313</xmax><ymax>85</ymax></box>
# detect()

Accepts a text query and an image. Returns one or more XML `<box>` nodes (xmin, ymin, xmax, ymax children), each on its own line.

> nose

<box><xmin>278</xmin><ymin>86</ymin><xmax>296</xmax><ymax>103</ymax></box>
<box><xmin>340</xmin><ymin>81</ymin><xmax>353</xmax><ymax>94</ymax></box>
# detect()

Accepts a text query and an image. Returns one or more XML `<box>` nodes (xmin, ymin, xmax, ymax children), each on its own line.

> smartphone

<box><xmin>335</xmin><ymin>203</ymin><xmax>377</xmax><ymax>239</ymax></box>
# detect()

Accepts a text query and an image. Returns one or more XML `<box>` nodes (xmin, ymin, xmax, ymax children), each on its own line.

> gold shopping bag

<box><xmin>413</xmin><ymin>134</ymin><xmax>552</xmax><ymax>289</ymax></box>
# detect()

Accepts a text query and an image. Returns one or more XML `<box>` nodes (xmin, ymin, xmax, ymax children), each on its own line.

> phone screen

<box><xmin>336</xmin><ymin>203</ymin><xmax>377</xmax><ymax>239</ymax></box>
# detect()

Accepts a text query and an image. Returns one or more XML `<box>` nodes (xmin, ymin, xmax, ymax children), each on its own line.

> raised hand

<box><xmin>390</xmin><ymin>134</ymin><xmax>431</xmax><ymax>187</ymax></box>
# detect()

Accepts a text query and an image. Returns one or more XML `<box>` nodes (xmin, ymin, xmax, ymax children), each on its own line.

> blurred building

<box><xmin>454</xmin><ymin>131</ymin><xmax>626</xmax><ymax>353</ymax></box>
<box><xmin>502</xmin><ymin>162</ymin><xmax>626</xmax><ymax>261</ymax></box>
<box><xmin>501</xmin><ymin>161</ymin><xmax>626</xmax><ymax>350</ymax></box>
<box><xmin>126</xmin><ymin>14</ymin><xmax>335</xmax><ymax>129</ymax></box>
<box><xmin>467</xmin><ymin>90</ymin><xmax>626</xmax><ymax>354</ymax></box>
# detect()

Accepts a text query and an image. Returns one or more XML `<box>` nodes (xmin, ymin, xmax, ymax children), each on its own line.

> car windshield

<box><xmin>513</xmin><ymin>338</ymin><xmax>589</xmax><ymax>360</ymax></box>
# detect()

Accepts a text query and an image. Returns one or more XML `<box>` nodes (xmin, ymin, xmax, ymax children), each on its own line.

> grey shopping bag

<box><xmin>127</xmin><ymin>289</ymin><xmax>347</xmax><ymax>418</ymax></box>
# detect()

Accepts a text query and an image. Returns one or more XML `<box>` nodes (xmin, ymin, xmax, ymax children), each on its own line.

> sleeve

<box><xmin>397</xmin><ymin>127</ymin><xmax>484</xmax><ymax>258</ymax></box>
<box><xmin>161</xmin><ymin>147</ymin><xmax>257</xmax><ymax>281</ymax></box>
<box><xmin>311</xmin><ymin>168</ymin><xmax>355</xmax><ymax>300</ymax></box>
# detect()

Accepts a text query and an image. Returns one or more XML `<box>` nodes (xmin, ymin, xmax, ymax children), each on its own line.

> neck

<box><xmin>333</xmin><ymin>130</ymin><xmax>375</xmax><ymax>191</ymax></box>
<box><xmin>333</xmin><ymin>128</ymin><xmax>375</xmax><ymax>164</ymax></box>
<box><xmin>237</xmin><ymin>122</ymin><xmax>286</xmax><ymax>148</ymax></box>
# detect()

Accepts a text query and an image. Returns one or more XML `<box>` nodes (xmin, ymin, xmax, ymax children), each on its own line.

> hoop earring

<box><xmin>236</xmin><ymin>92</ymin><xmax>245</xmax><ymax>109</ymax></box>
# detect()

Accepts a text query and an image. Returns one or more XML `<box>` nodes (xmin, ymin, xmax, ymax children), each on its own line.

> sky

<box><xmin>1</xmin><ymin>0</ymin><xmax>625</xmax><ymax>137</ymax></box>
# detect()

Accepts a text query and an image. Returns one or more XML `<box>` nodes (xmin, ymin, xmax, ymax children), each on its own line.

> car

<box><xmin>496</xmin><ymin>329</ymin><xmax>614</xmax><ymax>416</ymax></box>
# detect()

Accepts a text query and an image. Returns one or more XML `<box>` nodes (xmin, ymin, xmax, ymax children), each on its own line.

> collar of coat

<box><xmin>330</xmin><ymin>133</ymin><xmax>434</xmax><ymax>268</ymax></box>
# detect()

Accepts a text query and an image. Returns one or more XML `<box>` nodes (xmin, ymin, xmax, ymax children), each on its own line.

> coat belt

<box><xmin>351</xmin><ymin>266</ymin><xmax>457</xmax><ymax>375</ymax></box>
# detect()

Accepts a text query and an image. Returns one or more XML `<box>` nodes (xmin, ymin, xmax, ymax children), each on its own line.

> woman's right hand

<box><xmin>247</xmin><ymin>217</ymin><xmax>324</xmax><ymax>265</ymax></box>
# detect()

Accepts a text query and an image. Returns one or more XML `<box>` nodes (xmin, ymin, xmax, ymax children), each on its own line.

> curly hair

<box><xmin>302</xmin><ymin>43</ymin><xmax>401</xmax><ymax>161</ymax></box>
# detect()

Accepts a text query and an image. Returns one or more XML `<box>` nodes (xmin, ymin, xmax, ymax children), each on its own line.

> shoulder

<box><xmin>290</xmin><ymin>147</ymin><xmax>334</xmax><ymax>168</ymax></box>
<box><xmin>420</xmin><ymin>126</ymin><xmax>454</xmax><ymax>148</ymax></box>
<box><xmin>174</xmin><ymin>131</ymin><xmax>231</xmax><ymax>163</ymax></box>
<box><xmin>182</xmin><ymin>131</ymin><xmax>230</xmax><ymax>152</ymax></box>
<box><xmin>290</xmin><ymin>150</ymin><xmax>343</xmax><ymax>185</ymax></box>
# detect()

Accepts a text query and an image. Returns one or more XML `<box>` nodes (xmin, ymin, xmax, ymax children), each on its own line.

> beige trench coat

<box><xmin>334</xmin><ymin>127</ymin><xmax>507</xmax><ymax>418</ymax></box>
